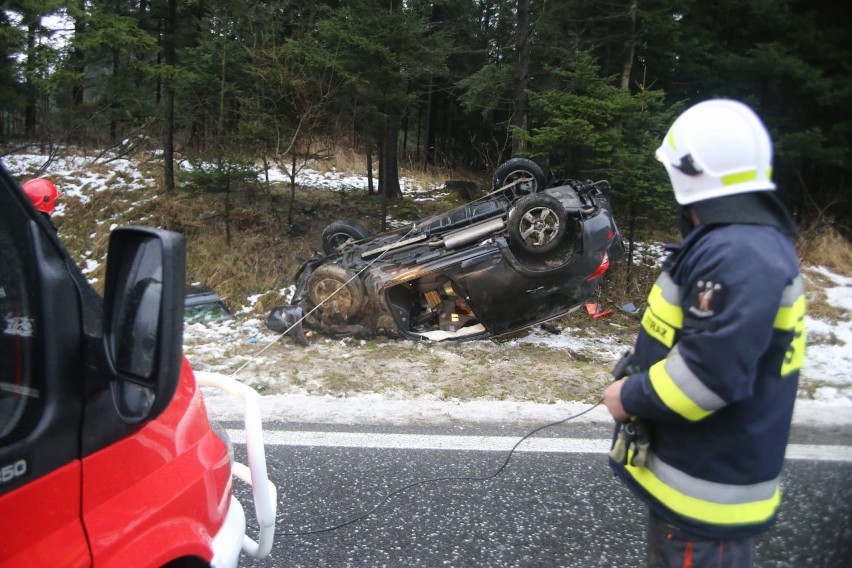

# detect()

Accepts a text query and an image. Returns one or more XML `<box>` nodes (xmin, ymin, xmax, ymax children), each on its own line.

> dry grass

<box><xmin>312</xmin><ymin>144</ymin><xmax>364</xmax><ymax>174</ymax></box>
<box><xmin>796</xmin><ymin>224</ymin><xmax>852</xmax><ymax>274</ymax></box>
<box><xmin>794</xmin><ymin>224</ymin><xmax>852</xmax><ymax>323</ymax></box>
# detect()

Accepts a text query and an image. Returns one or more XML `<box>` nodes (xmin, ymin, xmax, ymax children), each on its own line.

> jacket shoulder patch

<box><xmin>687</xmin><ymin>280</ymin><xmax>725</xmax><ymax>318</ymax></box>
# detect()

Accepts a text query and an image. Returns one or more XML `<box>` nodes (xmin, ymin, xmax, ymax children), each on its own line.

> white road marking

<box><xmin>225</xmin><ymin>430</ymin><xmax>852</xmax><ymax>462</ymax></box>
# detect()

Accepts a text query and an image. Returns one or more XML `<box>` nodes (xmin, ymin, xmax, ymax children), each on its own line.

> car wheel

<box><xmin>492</xmin><ymin>158</ymin><xmax>547</xmax><ymax>199</ymax></box>
<box><xmin>321</xmin><ymin>220</ymin><xmax>372</xmax><ymax>255</ymax></box>
<box><xmin>507</xmin><ymin>193</ymin><xmax>567</xmax><ymax>254</ymax></box>
<box><xmin>306</xmin><ymin>265</ymin><xmax>366</xmax><ymax>323</ymax></box>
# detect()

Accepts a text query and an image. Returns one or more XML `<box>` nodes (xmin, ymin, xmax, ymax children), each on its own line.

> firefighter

<box><xmin>22</xmin><ymin>177</ymin><xmax>60</xmax><ymax>231</ymax></box>
<box><xmin>603</xmin><ymin>99</ymin><xmax>805</xmax><ymax>567</ymax></box>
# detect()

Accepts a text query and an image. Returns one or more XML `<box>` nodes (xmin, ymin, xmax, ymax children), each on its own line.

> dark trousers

<box><xmin>647</xmin><ymin>510</ymin><xmax>755</xmax><ymax>568</ymax></box>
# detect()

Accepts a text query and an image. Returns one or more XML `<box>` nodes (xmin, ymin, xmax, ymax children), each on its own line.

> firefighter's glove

<box><xmin>609</xmin><ymin>420</ymin><xmax>651</xmax><ymax>467</ymax></box>
<box><xmin>630</xmin><ymin>419</ymin><xmax>650</xmax><ymax>468</ymax></box>
<box><xmin>609</xmin><ymin>422</ymin><xmax>633</xmax><ymax>465</ymax></box>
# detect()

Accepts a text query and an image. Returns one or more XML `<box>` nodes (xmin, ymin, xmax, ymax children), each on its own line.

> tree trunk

<box><xmin>511</xmin><ymin>0</ymin><xmax>532</xmax><ymax>156</ymax></box>
<box><xmin>110</xmin><ymin>51</ymin><xmax>119</xmax><ymax>143</ymax></box>
<box><xmin>224</xmin><ymin>178</ymin><xmax>232</xmax><ymax>248</ymax></box>
<box><xmin>162</xmin><ymin>0</ymin><xmax>177</xmax><ymax>192</ymax></box>
<box><xmin>380</xmin><ymin>114</ymin><xmax>402</xmax><ymax>200</ymax></box>
<box><xmin>379</xmin><ymin>115</ymin><xmax>402</xmax><ymax>232</ymax></box>
<box><xmin>425</xmin><ymin>76</ymin><xmax>436</xmax><ymax>167</ymax></box>
<box><xmin>416</xmin><ymin>96</ymin><xmax>423</xmax><ymax>168</ymax></box>
<box><xmin>23</xmin><ymin>19</ymin><xmax>39</xmax><ymax>139</ymax></box>
<box><xmin>68</xmin><ymin>3</ymin><xmax>87</xmax><ymax>139</ymax></box>
<box><xmin>366</xmin><ymin>144</ymin><xmax>375</xmax><ymax>195</ymax></box>
<box><xmin>288</xmin><ymin>150</ymin><xmax>297</xmax><ymax>225</ymax></box>
<box><xmin>620</xmin><ymin>0</ymin><xmax>638</xmax><ymax>90</ymax></box>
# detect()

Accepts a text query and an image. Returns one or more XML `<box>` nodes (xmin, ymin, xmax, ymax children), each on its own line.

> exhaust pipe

<box><xmin>441</xmin><ymin>218</ymin><xmax>506</xmax><ymax>249</ymax></box>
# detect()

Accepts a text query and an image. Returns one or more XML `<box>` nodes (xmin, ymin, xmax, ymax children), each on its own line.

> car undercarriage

<box><xmin>268</xmin><ymin>158</ymin><xmax>623</xmax><ymax>342</ymax></box>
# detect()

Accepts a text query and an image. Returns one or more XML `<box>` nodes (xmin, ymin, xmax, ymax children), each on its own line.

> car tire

<box><xmin>306</xmin><ymin>265</ymin><xmax>367</xmax><ymax>323</ymax></box>
<box><xmin>507</xmin><ymin>193</ymin><xmax>568</xmax><ymax>254</ymax></box>
<box><xmin>321</xmin><ymin>220</ymin><xmax>372</xmax><ymax>255</ymax></box>
<box><xmin>492</xmin><ymin>158</ymin><xmax>547</xmax><ymax>198</ymax></box>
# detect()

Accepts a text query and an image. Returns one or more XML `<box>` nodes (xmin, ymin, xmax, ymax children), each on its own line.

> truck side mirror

<box><xmin>102</xmin><ymin>227</ymin><xmax>186</xmax><ymax>423</ymax></box>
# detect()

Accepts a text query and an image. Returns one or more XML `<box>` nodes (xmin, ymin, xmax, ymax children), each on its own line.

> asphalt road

<box><xmin>230</xmin><ymin>421</ymin><xmax>852</xmax><ymax>568</ymax></box>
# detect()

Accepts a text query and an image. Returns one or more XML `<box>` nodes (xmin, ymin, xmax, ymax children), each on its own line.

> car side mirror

<box><xmin>102</xmin><ymin>227</ymin><xmax>186</xmax><ymax>423</ymax></box>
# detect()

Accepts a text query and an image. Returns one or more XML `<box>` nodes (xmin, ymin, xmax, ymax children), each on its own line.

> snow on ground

<box><xmin>3</xmin><ymin>150</ymin><xmax>851</xmax><ymax>428</ymax></box>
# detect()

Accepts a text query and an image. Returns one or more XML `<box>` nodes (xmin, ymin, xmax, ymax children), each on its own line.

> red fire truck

<box><xmin>0</xmin><ymin>163</ymin><xmax>276</xmax><ymax>567</ymax></box>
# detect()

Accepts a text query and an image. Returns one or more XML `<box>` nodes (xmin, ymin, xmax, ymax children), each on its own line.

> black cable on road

<box><xmin>281</xmin><ymin>399</ymin><xmax>605</xmax><ymax>536</ymax></box>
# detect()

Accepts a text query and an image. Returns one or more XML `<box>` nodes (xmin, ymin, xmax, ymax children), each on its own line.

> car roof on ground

<box><xmin>184</xmin><ymin>284</ymin><xmax>226</xmax><ymax>307</ymax></box>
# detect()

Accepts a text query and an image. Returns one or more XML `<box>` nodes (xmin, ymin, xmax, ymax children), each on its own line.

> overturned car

<box><xmin>268</xmin><ymin>158</ymin><xmax>624</xmax><ymax>342</ymax></box>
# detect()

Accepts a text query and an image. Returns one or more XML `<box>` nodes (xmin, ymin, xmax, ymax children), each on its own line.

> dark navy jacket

<box><xmin>610</xmin><ymin>222</ymin><xmax>805</xmax><ymax>539</ymax></box>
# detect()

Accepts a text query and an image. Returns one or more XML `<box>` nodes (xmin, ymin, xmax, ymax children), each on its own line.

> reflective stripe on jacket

<box><xmin>610</xmin><ymin>223</ymin><xmax>805</xmax><ymax>539</ymax></box>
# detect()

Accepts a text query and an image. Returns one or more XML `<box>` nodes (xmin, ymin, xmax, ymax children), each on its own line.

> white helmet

<box><xmin>656</xmin><ymin>99</ymin><xmax>775</xmax><ymax>205</ymax></box>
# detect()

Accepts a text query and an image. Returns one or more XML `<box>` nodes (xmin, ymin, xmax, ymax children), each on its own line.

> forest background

<box><xmin>1</xmin><ymin>0</ymin><xmax>850</xmax><ymax>306</ymax></box>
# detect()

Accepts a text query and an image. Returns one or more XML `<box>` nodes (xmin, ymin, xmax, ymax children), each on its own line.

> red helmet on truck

<box><xmin>22</xmin><ymin>178</ymin><xmax>60</xmax><ymax>214</ymax></box>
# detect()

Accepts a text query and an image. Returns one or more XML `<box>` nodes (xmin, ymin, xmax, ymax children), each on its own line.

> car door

<box><xmin>0</xmin><ymin>166</ymin><xmax>89</xmax><ymax>567</ymax></box>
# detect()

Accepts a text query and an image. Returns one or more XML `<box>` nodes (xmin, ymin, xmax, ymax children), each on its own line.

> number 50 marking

<box><xmin>0</xmin><ymin>459</ymin><xmax>27</xmax><ymax>484</ymax></box>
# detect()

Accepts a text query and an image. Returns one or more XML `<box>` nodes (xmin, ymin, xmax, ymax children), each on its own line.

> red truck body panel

<box><xmin>83</xmin><ymin>359</ymin><xmax>232</xmax><ymax>566</ymax></box>
<box><xmin>0</xmin><ymin>461</ymin><xmax>89</xmax><ymax>567</ymax></box>
<box><xmin>0</xmin><ymin>359</ymin><xmax>231</xmax><ymax>567</ymax></box>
